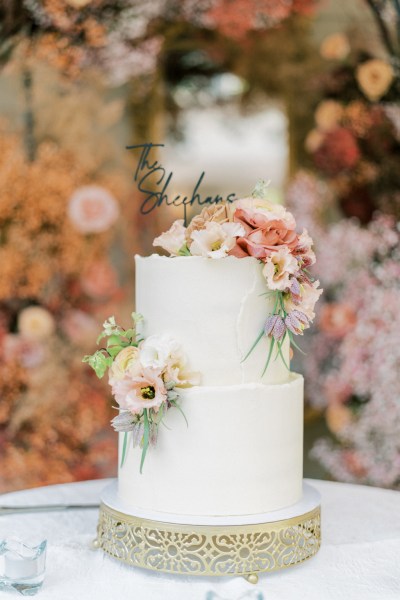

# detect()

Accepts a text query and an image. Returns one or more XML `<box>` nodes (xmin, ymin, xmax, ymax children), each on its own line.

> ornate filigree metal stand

<box><xmin>94</xmin><ymin>482</ymin><xmax>321</xmax><ymax>583</ymax></box>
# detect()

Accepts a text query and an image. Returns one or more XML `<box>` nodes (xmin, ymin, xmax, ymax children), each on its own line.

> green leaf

<box><xmin>261</xmin><ymin>337</ymin><xmax>275</xmax><ymax>377</ymax></box>
<box><xmin>140</xmin><ymin>410</ymin><xmax>150</xmax><ymax>474</ymax></box>
<box><xmin>242</xmin><ymin>329</ymin><xmax>264</xmax><ymax>363</ymax></box>
<box><xmin>124</xmin><ymin>328</ymin><xmax>136</xmax><ymax>341</ymax></box>
<box><xmin>107</xmin><ymin>345</ymin><xmax>124</xmax><ymax>358</ymax></box>
<box><xmin>82</xmin><ymin>350</ymin><xmax>111</xmax><ymax>378</ymax></box>
<box><xmin>288</xmin><ymin>332</ymin><xmax>306</xmax><ymax>355</ymax></box>
<box><xmin>107</xmin><ymin>334</ymin><xmax>123</xmax><ymax>347</ymax></box>
<box><xmin>178</xmin><ymin>243</ymin><xmax>191</xmax><ymax>256</ymax></box>
<box><xmin>120</xmin><ymin>432</ymin><xmax>129</xmax><ymax>468</ymax></box>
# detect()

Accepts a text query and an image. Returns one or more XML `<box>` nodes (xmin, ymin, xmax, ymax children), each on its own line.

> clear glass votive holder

<box><xmin>0</xmin><ymin>538</ymin><xmax>47</xmax><ymax>596</ymax></box>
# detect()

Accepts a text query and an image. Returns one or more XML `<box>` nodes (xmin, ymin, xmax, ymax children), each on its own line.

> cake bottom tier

<box><xmin>118</xmin><ymin>373</ymin><xmax>304</xmax><ymax>516</ymax></box>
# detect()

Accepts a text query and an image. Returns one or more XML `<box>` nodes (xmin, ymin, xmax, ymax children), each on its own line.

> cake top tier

<box><xmin>146</xmin><ymin>182</ymin><xmax>322</xmax><ymax>384</ymax></box>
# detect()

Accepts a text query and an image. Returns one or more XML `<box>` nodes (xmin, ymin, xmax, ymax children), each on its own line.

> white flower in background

<box><xmin>262</xmin><ymin>247</ymin><xmax>298</xmax><ymax>291</ymax></box>
<box><xmin>18</xmin><ymin>306</ymin><xmax>55</xmax><ymax>341</ymax></box>
<box><xmin>68</xmin><ymin>185</ymin><xmax>119</xmax><ymax>233</ymax></box>
<box><xmin>189</xmin><ymin>221</ymin><xmax>245</xmax><ymax>259</ymax></box>
<box><xmin>153</xmin><ymin>219</ymin><xmax>187</xmax><ymax>255</ymax></box>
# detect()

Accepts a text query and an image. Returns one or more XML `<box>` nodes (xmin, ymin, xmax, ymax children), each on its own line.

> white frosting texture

<box><xmin>135</xmin><ymin>255</ymin><xmax>290</xmax><ymax>386</ymax></box>
<box><xmin>118</xmin><ymin>374</ymin><xmax>304</xmax><ymax>516</ymax></box>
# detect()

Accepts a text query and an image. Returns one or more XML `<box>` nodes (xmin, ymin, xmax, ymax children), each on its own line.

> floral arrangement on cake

<box><xmin>83</xmin><ymin>314</ymin><xmax>199</xmax><ymax>472</ymax></box>
<box><xmin>153</xmin><ymin>181</ymin><xmax>322</xmax><ymax>372</ymax></box>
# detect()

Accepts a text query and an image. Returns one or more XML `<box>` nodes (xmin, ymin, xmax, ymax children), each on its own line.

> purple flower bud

<box><xmin>285</xmin><ymin>310</ymin><xmax>309</xmax><ymax>335</ymax></box>
<box><xmin>264</xmin><ymin>314</ymin><xmax>286</xmax><ymax>341</ymax></box>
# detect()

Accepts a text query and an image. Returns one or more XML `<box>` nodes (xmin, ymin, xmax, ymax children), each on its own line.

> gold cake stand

<box><xmin>94</xmin><ymin>481</ymin><xmax>321</xmax><ymax>584</ymax></box>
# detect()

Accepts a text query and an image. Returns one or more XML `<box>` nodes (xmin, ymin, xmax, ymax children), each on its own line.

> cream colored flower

<box><xmin>315</xmin><ymin>100</ymin><xmax>344</xmax><ymax>132</ymax></box>
<box><xmin>284</xmin><ymin>280</ymin><xmax>323</xmax><ymax>321</ymax></box>
<box><xmin>153</xmin><ymin>219</ymin><xmax>187</xmax><ymax>255</ymax></box>
<box><xmin>186</xmin><ymin>204</ymin><xmax>229</xmax><ymax>239</ymax></box>
<box><xmin>262</xmin><ymin>247</ymin><xmax>298</xmax><ymax>291</ymax></box>
<box><xmin>18</xmin><ymin>306</ymin><xmax>55</xmax><ymax>341</ymax></box>
<box><xmin>189</xmin><ymin>221</ymin><xmax>245</xmax><ymax>259</ymax></box>
<box><xmin>320</xmin><ymin>33</ymin><xmax>350</xmax><ymax>61</ymax></box>
<box><xmin>109</xmin><ymin>346</ymin><xmax>141</xmax><ymax>380</ymax></box>
<box><xmin>356</xmin><ymin>59</ymin><xmax>394</xmax><ymax>102</ymax></box>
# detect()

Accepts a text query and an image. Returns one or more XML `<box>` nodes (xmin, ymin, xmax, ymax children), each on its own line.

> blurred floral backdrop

<box><xmin>0</xmin><ymin>0</ymin><xmax>399</xmax><ymax>492</ymax></box>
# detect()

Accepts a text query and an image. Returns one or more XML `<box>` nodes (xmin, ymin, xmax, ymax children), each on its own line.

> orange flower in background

<box><xmin>356</xmin><ymin>59</ymin><xmax>394</xmax><ymax>102</ymax></box>
<box><xmin>315</xmin><ymin>100</ymin><xmax>344</xmax><ymax>132</ymax></box>
<box><xmin>319</xmin><ymin>303</ymin><xmax>357</xmax><ymax>339</ymax></box>
<box><xmin>320</xmin><ymin>33</ymin><xmax>350</xmax><ymax>61</ymax></box>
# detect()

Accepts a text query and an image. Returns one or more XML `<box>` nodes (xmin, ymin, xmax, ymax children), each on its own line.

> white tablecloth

<box><xmin>1</xmin><ymin>478</ymin><xmax>399</xmax><ymax>600</ymax></box>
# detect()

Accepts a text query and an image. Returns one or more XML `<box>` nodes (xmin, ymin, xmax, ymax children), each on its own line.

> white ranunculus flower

<box><xmin>189</xmin><ymin>221</ymin><xmax>245</xmax><ymax>259</ymax></box>
<box><xmin>153</xmin><ymin>219</ymin><xmax>187</xmax><ymax>255</ymax></box>
<box><xmin>262</xmin><ymin>247</ymin><xmax>298</xmax><ymax>291</ymax></box>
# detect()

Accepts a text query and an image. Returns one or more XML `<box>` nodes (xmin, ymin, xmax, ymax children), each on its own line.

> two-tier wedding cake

<box><xmin>90</xmin><ymin>182</ymin><xmax>322</xmax><ymax>579</ymax></box>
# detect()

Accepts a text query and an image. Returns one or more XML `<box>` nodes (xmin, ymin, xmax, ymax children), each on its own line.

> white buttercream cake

<box><xmin>118</xmin><ymin>254</ymin><xmax>304</xmax><ymax>517</ymax></box>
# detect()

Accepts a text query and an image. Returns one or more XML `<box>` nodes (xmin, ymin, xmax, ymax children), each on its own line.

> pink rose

<box><xmin>230</xmin><ymin>208</ymin><xmax>299</xmax><ymax>259</ymax></box>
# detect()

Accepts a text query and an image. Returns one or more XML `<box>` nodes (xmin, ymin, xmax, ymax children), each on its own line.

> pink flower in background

<box><xmin>319</xmin><ymin>303</ymin><xmax>357</xmax><ymax>339</ymax></box>
<box><xmin>61</xmin><ymin>310</ymin><xmax>99</xmax><ymax>346</ymax></box>
<box><xmin>110</xmin><ymin>368</ymin><xmax>167</xmax><ymax>414</ymax></box>
<box><xmin>313</xmin><ymin>127</ymin><xmax>360</xmax><ymax>175</ymax></box>
<box><xmin>3</xmin><ymin>334</ymin><xmax>45</xmax><ymax>368</ymax></box>
<box><xmin>18</xmin><ymin>306</ymin><xmax>55</xmax><ymax>341</ymax></box>
<box><xmin>81</xmin><ymin>260</ymin><xmax>118</xmax><ymax>299</ymax></box>
<box><xmin>68</xmin><ymin>185</ymin><xmax>119</xmax><ymax>233</ymax></box>
<box><xmin>262</xmin><ymin>247</ymin><xmax>298</xmax><ymax>290</ymax></box>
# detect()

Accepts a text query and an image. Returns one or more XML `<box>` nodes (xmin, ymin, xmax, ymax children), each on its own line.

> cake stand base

<box><xmin>94</xmin><ymin>481</ymin><xmax>321</xmax><ymax>582</ymax></box>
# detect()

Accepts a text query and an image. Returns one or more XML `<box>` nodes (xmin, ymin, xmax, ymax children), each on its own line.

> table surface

<box><xmin>0</xmin><ymin>478</ymin><xmax>399</xmax><ymax>600</ymax></box>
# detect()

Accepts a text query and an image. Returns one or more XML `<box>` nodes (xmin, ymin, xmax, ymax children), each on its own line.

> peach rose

<box><xmin>315</xmin><ymin>100</ymin><xmax>344</xmax><ymax>132</ymax></box>
<box><xmin>320</xmin><ymin>33</ymin><xmax>350</xmax><ymax>61</ymax></box>
<box><xmin>109</xmin><ymin>346</ymin><xmax>141</xmax><ymax>381</ymax></box>
<box><xmin>356</xmin><ymin>59</ymin><xmax>394</xmax><ymax>102</ymax></box>
<box><xmin>229</xmin><ymin>204</ymin><xmax>299</xmax><ymax>259</ymax></box>
<box><xmin>305</xmin><ymin>129</ymin><xmax>324</xmax><ymax>153</ymax></box>
<box><xmin>186</xmin><ymin>204</ymin><xmax>229</xmax><ymax>239</ymax></box>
